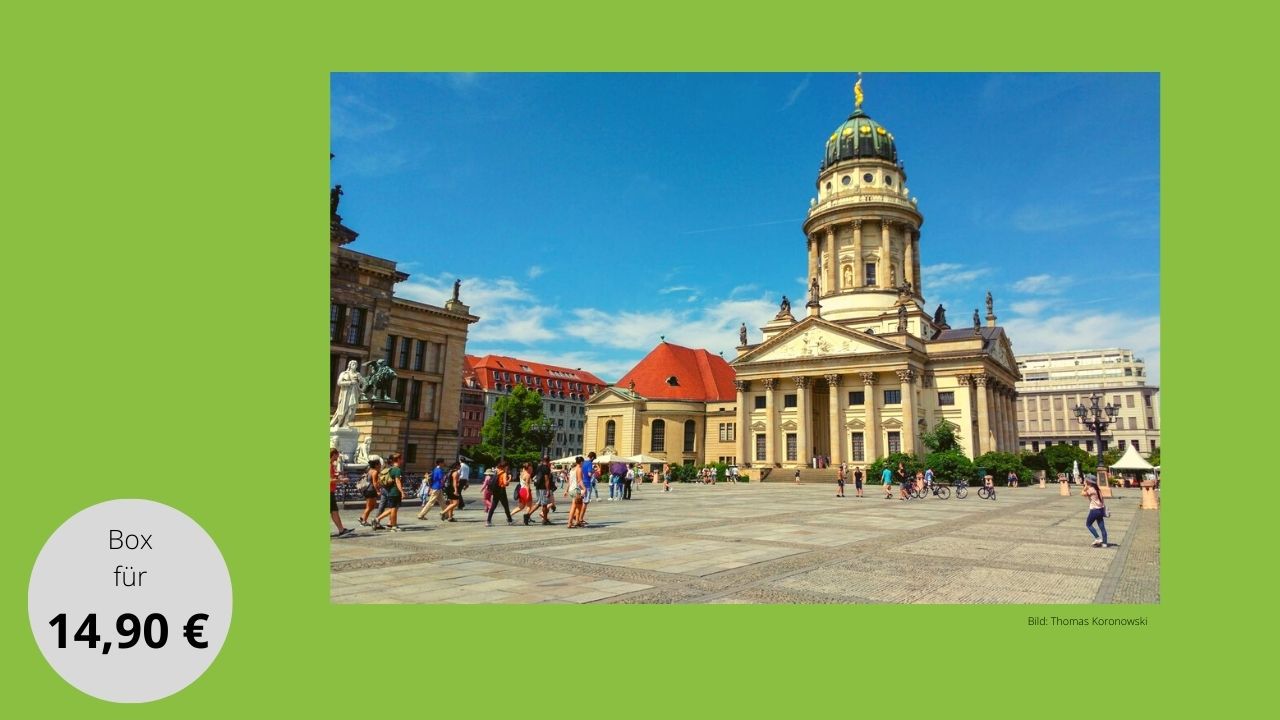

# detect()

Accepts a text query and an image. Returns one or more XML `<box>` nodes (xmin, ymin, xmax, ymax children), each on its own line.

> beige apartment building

<box><xmin>1015</xmin><ymin>348</ymin><xmax>1160</xmax><ymax>458</ymax></box>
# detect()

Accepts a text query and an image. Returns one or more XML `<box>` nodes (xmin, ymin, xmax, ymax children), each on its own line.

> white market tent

<box><xmin>626</xmin><ymin>454</ymin><xmax>666</xmax><ymax>465</ymax></box>
<box><xmin>1109</xmin><ymin>445</ymin><xmax>1155</xmax><ymax>471</ymax></box>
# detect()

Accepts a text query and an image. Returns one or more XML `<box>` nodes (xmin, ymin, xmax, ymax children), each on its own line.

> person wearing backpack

<box><xmin>533</xmin><ymin>456</ymin><xmax>555</xmax><ymax>525</ymax></box>
<box><xmin>486</xmin><ymin>459</ymin><xmax>514</xmax><ymax>526</ymax></box>
<box><xmin>374</xmin><ymin>453</ymin><xmax>405</xmax><ymax>532</ymax></box>
<box><xmin>358</xmin><ymin>457</ymin><xmax>382</xmax><ymax>527</ymax></box>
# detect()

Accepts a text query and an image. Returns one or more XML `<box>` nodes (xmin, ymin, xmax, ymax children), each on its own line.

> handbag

<box><xmin>356</xmin><ymin>477</ymin><xmax>370</xmax><ymax>491</ymax></box>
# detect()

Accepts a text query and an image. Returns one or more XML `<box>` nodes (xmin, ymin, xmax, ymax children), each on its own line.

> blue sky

<box><xmin>331</xmin><ymin>73</ymin><xmax>1159</xmax><ymax>385</ymax></box>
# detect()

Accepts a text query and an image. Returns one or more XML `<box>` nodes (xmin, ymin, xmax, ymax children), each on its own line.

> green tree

<box><xmin>472</xmin><ymin>385</ymin><xmax>550</xmax><ymax>468</ymax></box>
<box><xmin>868</xmin><ymin>452</ymin><xmax>923</xmax><ymax>483</ymax></box>
<box><xmin>1020</xmin><ymin>451</ymin><xmax>1048</xmax><ymax>474</ymax></box>
<box><xmin>1040</xmin><ymin>444</ymin><xmax>1097</xmax><ymax>475</ymax></box>
<box><xmin>920</xmin><ymin>420</ymin><xmax>962</xmax><ymax>454</ymax></box>
<box><xmin>1147</xmin><ymin>447</ymin><xmax>1160</xmax><ymax>466</ymax></box>
<box><xmin>1102</xmin><ymin>448</ymin><xmax>1122</xmax><ymax>467</ymax></box>
<box><xmin>974</xmin><ymin>451</ymin><xmax>1031</xmax><ymax>483</ymax></box>
<box><xmin>923</xmin><ymin>448</ymin><xmax>973</xmax><ymax>484</ymax></box>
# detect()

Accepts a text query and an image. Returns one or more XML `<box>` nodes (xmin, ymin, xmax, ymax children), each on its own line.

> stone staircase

<box><xmin>759</xmin><ymin>467</ymin><xmax>840</xmax><ymax>484</ymax></box>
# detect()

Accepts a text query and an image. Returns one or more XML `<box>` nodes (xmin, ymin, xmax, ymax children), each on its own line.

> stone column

<box><xmin>904</xmin><ymin>229</ymin><xmax>916</xmax><ymax>292</ymax></box>
<box><xmin>897</xmin><ymin>368</ymin><xmax>917</xmax><ymax>455</ymax></box>
<box><xmin>763</xmin><ymin>378</ymin><xmax>777</xmax><ymax>466</ymax></box>
<box><xmin>1003</xmin><ymin>388</ymin><xmax>1015</xmax><ymax>451</ymax></box>
<box><xmin>826</xmin><ymin>226</ymin><xmax>837</xmax><ymax>296</ymax></box>
<box><xmin>974</xmin><ymin>374</ymin><xmax>991</xmax><ymax>456</ymax></box>
<box><xmin>880</xmin><ymin>219</ymin><xmax>893</xmax><ymax>288</ymax></box>
<box><xmin>807</xmin><ymin>236</ymin><xmax>818</xmax><ymax>290</ymax></box>
<box><xmin>861</xmin><ymin>372</ymin><xmax>879</xmax><ymax>460</ymax></box>
<box><xmin>911</xmin><ymin>228</ymin><xmax>922</xmax><ymax>295</ymax></box>
<box><xmin>825</xmin><ymin>374</ymin><xmax>843</xmax><ymax>465</ymax></box>
<box><xmin>734</xmin><ymin>379</ymin><xmax>750</xmax><ymax>467</ymax></box>
<box><xmin>794</xmin><ymin>376</ymin><xmax>810</xmax><ymax>466</ymax></box>
<box><xmin>852</xmin><ymin>220</ymin><xmax>863</xmax><ymax>287</ymax></box>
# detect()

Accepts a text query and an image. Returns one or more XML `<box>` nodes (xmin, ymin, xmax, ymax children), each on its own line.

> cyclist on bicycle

<box><xmin>983</xmin><ymin>474</ymin><xmax>995</xmax><ymax>495</ymax></box>
<box><xmin>924</xmin><ymin>467</ymin><xmax>935</xmax><ymax>491</ymax></box>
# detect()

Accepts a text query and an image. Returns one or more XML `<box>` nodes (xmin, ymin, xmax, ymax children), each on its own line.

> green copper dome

<box><xmin>821</xmin><ymin>109</ymin><xmax>898</xmax><ymax>170</ymax></box>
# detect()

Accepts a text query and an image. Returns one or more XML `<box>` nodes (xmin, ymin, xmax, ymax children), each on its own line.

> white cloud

<box><xmin>396</xmin><ymin>274</ymin><xmax>555</xmax><ymax>344</ymax></box>
<box><xmin>659</xmin><ymin>286</ymin><xmax>694</xmax><ymax>294</ymax></box>
<box><xmin>782</xmin><ymin>75</ymin><xmax>811</xmax><ymax>110</ymax></box>
<box><xmin>922</xmin><ymin>263</ymin><xmax>992</xmax><ymax>291</ymax></box>
<box><xmin>1009</xmin><ymin>300</ymin><xmax>1050</xmax><ymax>316</ymax></box>
<box><xmin>1012</xmin><ymin>274</ymin><xmax>1069</xmax><ymax>295</ymax></box>
<box><xmin>527</xmin><ymin>265</ymin><xmax>544</xmax><ymax>279</ymax></box>
<box><xmin>331</xmin><ymin>94</ymin><xmax>397</xmax><ymax>140</ymax></box>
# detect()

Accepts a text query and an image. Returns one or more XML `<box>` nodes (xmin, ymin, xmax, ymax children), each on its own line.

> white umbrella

<box><xmin>550</xmin><ymin>454</ymin><xmax>580</xmax><ymax>465</ymax></box>
<box><xmin>626</xmin><ymin>454</ymin><xmax>666</xmax><ymax>465</ymax></box>
<box><xmin>1072</xmin><ymin>459</ymin><xmax>1081</xmax><ymax>482</ymax></box>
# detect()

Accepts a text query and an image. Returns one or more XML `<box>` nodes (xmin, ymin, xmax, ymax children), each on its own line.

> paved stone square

<box><xmin>330</xmin><ymin>482</ymin><xmax>1159</xmax><ymax>604</ymax></box>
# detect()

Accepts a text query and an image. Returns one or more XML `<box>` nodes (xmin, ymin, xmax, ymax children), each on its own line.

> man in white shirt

<box><xmin>459</xmin><ymin>459</ymin><xmax>471</xmax><ymax>486</ymax></box>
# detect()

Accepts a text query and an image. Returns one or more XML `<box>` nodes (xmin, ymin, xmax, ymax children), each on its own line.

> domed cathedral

<box><xmin>731</xmin><ymin>76</ymin><xmax>1021</xmax><ymax>469</ymax></box>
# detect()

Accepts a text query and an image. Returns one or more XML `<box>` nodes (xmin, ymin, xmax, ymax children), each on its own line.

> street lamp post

<box><xmin>1073</xmin><ymin>393</ymin><xmax>1120</xmax><ymax>475</ymax></box>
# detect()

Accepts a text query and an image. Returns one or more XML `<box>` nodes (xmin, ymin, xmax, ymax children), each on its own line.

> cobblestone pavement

<box><xmin>330</xmin><ymin>482</ymin><xmax>1159</xmax><ymax>604</ymax></box>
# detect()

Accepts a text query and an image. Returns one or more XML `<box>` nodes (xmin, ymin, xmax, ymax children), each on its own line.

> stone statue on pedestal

<box><xmin>330</xmin><ymin>184</ymin><xmax>343</xmax><ymax>216</ymax></box>
<box><xmin>985</xmin><ymin>291</ymin><xmax>993</xmax><ymax>315</ymax></box>
<box><xmin>778</xmin><ymin>295</ymin><xmax>792</xmax><ymax>317</ymax></box>
<box><xmin>452</xmin><ymin>278</ymin><xmax>461</xmax><ymax>302</ymax></box>
<box><xmin>897</xmin><ymin>304</ymin><xmax>907</xmax><ymax>332</ymax></box>
<box><xmin>973</xmin><ymin>308</ymin><xmax>981</xmax><ymax>331</ymax></box>
<box><xmin>809</xmin><ymin>276</ymin><xmax>820</xmax><ymax>303</ymax></box>
<box><xmin>330</xmin><ymin>359</ymin><xmax>362</xmax><ymax>428</ymax></box>
<box><xmin>933</xmin><ymin>304</ymin><xmax>947</xmax><ymax>327</ymax></box>
<box><xmin>739</xmin><ymin>322</ymin><xmax>748</xmax><ymax>346</ymax></box>
<box><xmin>361</xmin><ymin>359</ymin><xmax>398</xmax><ymax>403</ymax></box>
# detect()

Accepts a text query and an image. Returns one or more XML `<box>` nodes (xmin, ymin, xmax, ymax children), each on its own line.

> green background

<box><xmin>1</xmin><ymin>0</ymin><xmax>1258</xmax><ymax>714</ymax></box>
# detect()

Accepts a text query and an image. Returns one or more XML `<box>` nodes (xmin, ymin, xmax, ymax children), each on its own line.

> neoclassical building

<box><xmin>584</xmin><ymin>342</ymin><xmax>738</xmax><ymax>466</ymax></box>
<box><xmin>731</xmin><ymin>83</ymin><xmax>1020</xmax><ymax>468</ymax></box>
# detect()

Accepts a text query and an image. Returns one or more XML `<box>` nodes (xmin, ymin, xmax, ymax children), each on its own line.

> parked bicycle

<box><xmin>925</xmin><ymin>481</ymin><xmax>951</xmax><ymax>500</ymax></box>
<box><xmin>977</xmin><ymin>484</ymin><xmax>997</xmax><ymax>500</ymax></box>
<box><xmin>952</xmin><ymin>479</ymin><xmax>968</xmax><ymax>499</ymax></box>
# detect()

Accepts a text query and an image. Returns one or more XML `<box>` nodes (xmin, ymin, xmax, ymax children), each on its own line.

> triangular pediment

<box><xmin>882</xmin><ymin>418</ymin><xmax>904</xmax><ymax>429</ymax></box>
<box><xmin>845</xmin><ymin>418</ymin><xmax>866</xmax><ymax>430</ymax></box>
<box><xmin>586</xmin><ymin>387</ymin><xmax>644</xmax><ymax>407</ymax></box>
<box><xmin>751</xmin><ymin>420</ymin><xmax>767</xmax><ymax>432</ymax></box>
<box><xmin>780</xmin><ymin>419</ymin><xmax>798</xmax><ymax>431</ymax></box>
<box><xmin>734</xmin><ymin>317</ymin><xmax>904</xmax><ymax>366</ymax></box>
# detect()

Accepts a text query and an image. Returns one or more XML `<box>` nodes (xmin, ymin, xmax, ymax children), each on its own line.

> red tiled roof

<box><xmin>465</xmin><ymin>354</ymin><xmax>608</xmax><ymax>397</ymax></box>
<box><xmin>614</xmin><ymin>342</ymin><xmax>736</xmax><ymax>402</ymax></box>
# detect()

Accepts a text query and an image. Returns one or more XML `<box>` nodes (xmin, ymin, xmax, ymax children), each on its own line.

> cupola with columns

<box><xmin>801</xmin><ymin>74</ymin><xmax>925</xmax><ymax>327</ymax></box>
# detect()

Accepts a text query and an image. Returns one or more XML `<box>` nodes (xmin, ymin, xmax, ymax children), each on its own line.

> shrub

<box><xmin>974</xmin><ymin>451</ymin><xmax>1031</xmax><ymax>483</ymax></box>
<box><xmin>868</xmin><ymin>452</ymin><xmax>923</xmax><ymax>483</ymax></box>
<box><xmin>923</xmin><ymin>449</ymin><xmax>973</xmax><ymax>484</ymax></box>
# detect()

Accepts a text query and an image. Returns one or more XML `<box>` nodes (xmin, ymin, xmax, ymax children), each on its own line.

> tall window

<box><xmin>1119</xmin><ymin>439</ymin><xmax>1127</xmax><ymax>451</ymax></box>
<box><xmin>887</xmin><ymin>431</ymin><xmax>901</xmax><ymax>454</ymax></box>
<box><xmin>864</xmin><ymin>263</ymin><xmax>877</xmax><ymax>286</ymax></box>
<box><xmin>1133</xmin><ymin>440</ymin><xmax>1140</xmax><ymax>451</ymax></box>
<box><xmin>937</xmin><ymin>391</ymin><xmax>955</xmax><ymax>406</ymax></box>
<box><xmin>884</xmin><ymin>389</ymin><xmax>901</xmax><ymax>405</ymax></box>
<box><xmin>784</xmin><ymin>394</ymin><xmax>797</xmax><ymax>408</ymax></box>
<box><xmin>785</xmin><ymin>433</ymin><xmax>797</xmax><ymax>461</ymax></box>
<box><xmin>345</xmin><ymin>308</ymin><xmax>367</xmax><ymax>345</ymax></box>
<box><xmin>651</xmin><ymin>420</ymin><xmax>665</xmax><ymax>452</ymax></box>
<box><xmin>424</xmin><ymin>383</ymin><xmax>437</xmax><ymax>419</ymax></box>
<box><xmin>330</xmin><ymin>304</ymin><xmax>346</xmax><ymax>341</ymax></box>
<box><xmin>406</xmin><ymin>444</ymin><xmax>417</xmax><ymax>464</ymax></box>
<box><xmin>395</xmin><ymin>378</ymin><xmax>407</xmax><ymax>406</ymax></box>
<box><xmin>413</xmin><ymin>340</ymin><xmax>426</xmax><ymax>371</ymax></box>
<box><xmin>754</xmin><ymin>396</ymin><xmax>766</xmax><ymax>409</ymax></box>
<box><xmin>848</xmin><ymin>391</ymin><xmax>865</xmax><ymax>405</ymax></box>
<box><xmin>684</xmin><ymin>420</ymin><xmax>696</xmax><ymax>452</ymax></box>
<box><xmin>605</xmin><ymin>420</ymin><xmax>616</xmax><ymax>447</ymax></box>
<box><xmin>719</xmin><ymin>423</ymin><xmax>736</xmax><ymax>442</ymax></box>
<box><xmin>755</xmin><ymin>434</ymin><xmax>766</xmax><ymax>461</ymax></box>
<box><xmin>1126</xmin><ymin>395</ymin><xmax>1135</xmax><ymax>408</ymax></box>
<box><xmin>408</xmin><ymin>379</ymin><xmax>423</xmax><ymax>418</ymax></box>
<box><xmin>384</xmin><ymin>334</ymin><xmax>396</xmax><ymax>363</ymax></box>
<box><xmin>399</xmin><ymin>337</ymin><xmax>412</xmax><ymax>368</ymax></box>
<box><xmin>851</xmin><ymin>432</ymin><xmax>865</xmax><ymax>461</ymax></box>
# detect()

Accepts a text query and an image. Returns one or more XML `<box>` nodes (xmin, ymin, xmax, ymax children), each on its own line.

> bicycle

<box><xmin>977</xmin><ymin>484</ymin><xmax>997</xmax><ymax>500</ymax></box>
<box><xmin>952</xmin><ymin>479</ymin><xmax>968</xmax><ymax>499</ymax></box>
<box><xmin>925</xmin><ymin>481</ymin><xmax>951</xmax><ymax>500</ymax></box>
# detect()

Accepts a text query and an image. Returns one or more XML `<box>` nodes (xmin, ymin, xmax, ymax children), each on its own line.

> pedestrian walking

<box><xmin>374</xmin><ymin>453</ymin><xmax>405</xmax><ymax>531</ymax></box>
<box><xmin>836</xmin><ymin>464</ymin><xmax>845</xmax><ymax>497</ymax></box>
<box><xmin>1084</xmin><ymin>478</ymin><xmax>1110</xmax><ymax>548</ymax></box>
<box><xmin>359</xmin><ymin>457</ymin><xmax>382</xmax><ymax>526</ymax></box>
<box><xmin>417</xmin><ymin>458</ymin><xmax>448</xmax><ymax>520</ymax></box>
<box><xmin>623</xmin><ymin>464</ymin><xmax>634</xmax><ymax>499</ymax></box>
<box><xmin>534</xmin><ymin>456</ymin><xmax>555</xmax><ymax>525</ymax></box>
<box><xmin>441</xmin><ymin>461</ymin><xmax>463</xmax><ymax>521</ymax></box>
<box><xmin>486</xmin><ymin>460</ymin><xmax>514</xmax><ymax>526</ymax></box>
<box><xmin>511</xmin><ymin>461</ymin><xmax>537</xmax><ymax>524</ymax></box>
<box><xmin>567</xmin><ymin>457</ymin><xmax>586</xmax><ymax>528</ymax></box>
<box><xmin>882</xmin><ymin>465</ymin><xmax>894</xmax><ymax>499</ymax></box>
<box><xmin>795</xmin><ymin>467</ymin><xmax>801</xmax><ymax>485</ymax></box>
<box><xmin>854</xmin><ymin>466</ymin><xmax>864</xmax><ymax>497</ymax></box>
<box><xmin>330</xmin><ymin>448</ymin><xmax>353</xmax><ymax>537</ymax></box>
<box><xmin>662</xmin><ymin>462</ymin><xmax>671</xmax><ymax>492</ymax></box>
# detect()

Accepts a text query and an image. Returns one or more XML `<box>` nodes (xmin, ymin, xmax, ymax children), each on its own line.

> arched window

<box><xmin>684</xmin><ymin>420</ymin><xmax>696</xmax><ymax>452</ymax></box>
<box><xmin>605</xmin><ymin>420</ymin><xmax>616</xmax><ymax>447</ymax></box>
<box><xmin>651</xmin><ymin>419</ymin><xmax>665</xmax><ymax>453</ymax></box>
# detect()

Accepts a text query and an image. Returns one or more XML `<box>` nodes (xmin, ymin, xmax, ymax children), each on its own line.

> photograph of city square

<box><xmin>329</xmin><ymin>73</ymin><xmax>1160</xmax><ymax>604</ymax></box>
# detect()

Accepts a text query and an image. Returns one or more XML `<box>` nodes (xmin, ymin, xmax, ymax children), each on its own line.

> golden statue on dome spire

<box><xmin>854</xmin><ymin>72</ymin><xmax>864</xmax><ymax>110</ymax></box>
